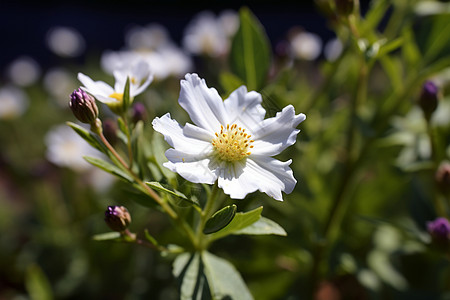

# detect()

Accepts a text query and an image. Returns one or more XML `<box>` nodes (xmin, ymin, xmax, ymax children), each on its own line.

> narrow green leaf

<box><xmin>376</xmin><ymin>38</ymin><xmax>403</xmax><ymax>58</ymax></box>
<box><xmin>67</xmin><ymin>122</ymin><xmax>106</xmax><ymax>153</ymax></box>
<box><xmin>25</xmin><ymin>264</ymin><xmax>53</xmax><ymax>300</ymax></box>
<box><xmin>362</xmin><ymin>0</ymin><xmax>390</xmax><ymax>35</ymax></box>
<box><xmin>122</xmin><ymin>77</ymin><xmax>131</xmax><ymax>111</ymax></box>
<box><xmin>203</xmin><ymin>204</ymin><xmax>237</xmax><ymax>234</ymax></box>
<box><xmin>230</xmin><ymin>7</ymin><xmax>271</xmax><ymax>90</ymax></box>
<box><xmin>202</xmin><ymin>251</ymin><xmax>253</xmax><ymax>300</ymax></box>
<box><xmin>92</xmin><ymin>232</ymin><xmax>122</xmax><ymax>241</ymax></box>
<box><xmin>208</xmin><ymin>206</ymin><xmax>263</xmax><ymax>241</ymax></box>
<box><xmin>145</xmin><ymin>181</ymin><xmax>199</xmax><ymax>207</ymax></box>
<box><xmin>234</xmin><ymin>216</ymin><xmax>287</xmax><ymax>236</ymax></box>
<box><xmin>83</xmin><ymin>156</ymin><xmax>133</xmax><ymax>182</ymax></box>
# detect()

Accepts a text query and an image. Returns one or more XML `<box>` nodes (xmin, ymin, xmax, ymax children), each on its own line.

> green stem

<box><xmin>96</xmin><ymin>127</ymin><xmax>197</xmax><ymax>247</ymax></box>
<box><xmin>309</xmin><ymin>57</ymin><xmax>368</xmax><ymax>295</ymax></box>
<box><xmin>196</xmin><ymin>183</ymin><xmax>222</xmax><ymax>250</ymax></box>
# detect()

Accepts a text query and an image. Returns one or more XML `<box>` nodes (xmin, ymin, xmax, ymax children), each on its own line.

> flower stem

<box><xmin>196</xmin><ymin>183</ymin><xmax>222</xmax><ymax>250</ymax></box>
<box><xmin>96</xmin><ymin>127</ymin><xmax>198</xmax><ymax>247</ymax></box>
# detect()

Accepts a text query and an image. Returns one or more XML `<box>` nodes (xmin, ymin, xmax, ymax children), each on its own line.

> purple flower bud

<box><xmin>104</xmin><ymin>206</ymin><xmax>131</xmax><ymax>232</ymax></box>
<box><xmin>427</xmin><ymin>217</ymin><xmax>450</xmax><ymax>240</ymax></box>
<box><xmin>419</xmin><ymin>81</ymin><xmax>439</xmax><ymax>120</ymax></box>
<box><xmin>132</xmin><ymin>102</ymin><xmax>147</xmax><ymax>123</ymax></box>
<box><xmin>69</xmin><ymin>88</ymin><xmax>99</xmax><ymax>124</ymax></box>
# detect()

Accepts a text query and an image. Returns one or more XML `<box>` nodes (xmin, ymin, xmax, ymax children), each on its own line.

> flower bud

<box><xmin>436</xmin><ymin>161</ymin><xmax>450</xmax><ymax>194</ymax></box>
<box><xmin>69</xmin><ymin>88</ymin><xmax>99</xmax><ymax>124</ymax></box>
<box><xmin>104</xmin><ymin>205</ymin><xmax>131</xmax><ymax>232</ymax></box>
<box><xmin>427</xmin><ymin>217</ymin><xmax>450</xmax><ymax>241</ymax></box>
<box><xmin>335</xmin><ymin>0</ymin><xmax>356</xmax><ymax>16</ymax></box>
<box><xmin>132</xmin><ymin>102</ymin><xmax>147</xmax><ymax>123</ymax></box>
<box><xmin>418</xmin><ymin>81</ymin><xmax>439</xmax><ymax>121</ymax></box>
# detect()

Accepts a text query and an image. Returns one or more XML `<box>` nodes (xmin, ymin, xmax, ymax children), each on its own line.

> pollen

<box><xmin>211</xmin><ymin>124</ymin><xmax>254</xmax><ymax>162</ymax></box>
<box><xmin>109</xmin><ymin>92</ymin><xmax>123</xmax><ymax>101</ymax></box>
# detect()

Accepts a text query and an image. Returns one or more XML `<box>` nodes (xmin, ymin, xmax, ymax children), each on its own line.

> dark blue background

<box><xmin>0</xmin><ymin>1</ymin><xmax>342</xmax><ymax>73</ymax></box>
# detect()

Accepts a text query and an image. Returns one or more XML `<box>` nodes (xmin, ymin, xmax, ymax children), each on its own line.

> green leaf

<box><xmin>219</xmin><ymin>72</ymin><xmax>245</xmax><ymax>96</ymax></box>
<box><xmin>145</xmin><ymin>181</ymin><xmax>199</xmax><ymax>207</ymax></box>
<box><xmin>173</xmin><ymin>253</ymin><xmax>209</xmax><ymax>300</ymax></box>
<box><xmin>202</xmin><ymin>251</ymin><xmax>253</xmax><ymax>300</ymax></box>
<box><xmin>25</xmin><ymin>264</ymin><xmax>53</xmax><ymax>300</ymax></box>
<box><xmin>122</xmin><ymin>77</ymin><xmax>131</xmax><ymax>112</ymax></box>
<box><xmin>92</xmin><ymin>232</ymin><xmax>122</xmax><ymax>241</ymax></box>
<box><xmin>234</xmin><ymin>216</ymin><xmax>287</xmax><ymax>236</ymax></box>
<box><xmin>66</xmin><ymin>122</ymin><xmax>106</xmax><ymax>153</ymax></box>
<box><xmin>203</xmin><ymin>204</ymin><xmax>237</xmax><ymax>234</ymax></box>
<box><xmin>208</xmin><ymin>206</ymin><xmax>263</xmax><ymax>241</ymax></box>
<box><xmin>230</xmin><ymin>7</ymin><xmax>271</xmax><ymax>91</ymax></box>
<box><xmin>83</xmin><ymin>156</ymin><xmax>133</xmax><ymax>182</ymax></box>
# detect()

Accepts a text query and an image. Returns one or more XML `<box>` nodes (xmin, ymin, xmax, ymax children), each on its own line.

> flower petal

<box><xmin>164</xmin><ymin>149</ymin><xmax>217</xmax><ymax>184</ymax></box>
<box><xmin>78</xmin><ymin>73</ymin><xmax>116</xmax><ymax>103</ymax></box>
<box><xmin>223</xmin><ymin>86</ymin><xmax>266</xmax><ymax>129</ymax></box>
<box><xmin>246</xmin><ymin>157</ymin><xmax>296</xmax><ymax>200</ymax></box>
<box><xmin>152</xmin><ymin>113</ymin><xmax>213</xmax><ymax>154</ymax></box>
<box><xmin>251</xmin><ymin>105</ymin><xmax>306</xmax><ymax>156</ymax></box>
<box><xmin>178</xmin><ymin>73</ymin><xmax>227</xmax><ymax>132</ymax></box>
<box><xmin>217</xmin><ymin>156</ymin><xmax>296</xmax><ymax>201</ymax></box>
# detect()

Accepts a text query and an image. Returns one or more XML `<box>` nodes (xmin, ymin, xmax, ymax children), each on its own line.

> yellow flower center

<box><xmin>109</xmin><ymin>92</ymin><xmax>123</xmax><ymax>102</ymax></box>
<box><xmin>212</xmin><ymin>124</ymin><xmax>254</xmax><ymax>162</ymax></box>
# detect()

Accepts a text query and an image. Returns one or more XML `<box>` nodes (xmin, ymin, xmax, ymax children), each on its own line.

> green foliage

<box><xmin>230</xmin><ymin>7</ymin><xmax>271</xmax><ymax>91</ymax></box>
<box><xmin>204</xmin><ymin>205</ymin><xmax>237</xmax><ymax>234</ymax></box>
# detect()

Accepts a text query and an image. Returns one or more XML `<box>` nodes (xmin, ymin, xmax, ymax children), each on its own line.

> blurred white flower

<box><xmin>46</xmin><ymin>26</ymin><xmax>86</xmax><ymax>57</ymax></box>
<box><xmin>125</xmin><ymin>23</ymin><xmax>171</xmax><ymax>50</ymax></box>
<box><xmin>324</xmin><ymin>38</ymin><xmax>343</xmax><ymax>62</ymax></box>
<box><xmin>7</xmin><ymin>56</ymin><xmax>41</xmax><ymax>87</ymax></box>
<box><xmin>153</xmin><ymin>74</ymin><xmax>306</xmax><ymax>200</ymax></box>
<box><xmin>290</xmin><ymin>32</ymin><xmax>322</xmax><ymax>61</ymax></box>
<box><xmin>45</xmin><ymin>124</ymin><xmax>99</xmax><ymax>172</ymax></box>
<box><xmin>101</xmin><ymin>48</ymin><xmax>192</xmax><ymax>80</ymax></box>
<box><xmin>78</xmin><ymin>60</ymin><xmax>153</xmax><ymax>105</ymax></box>
<box><xmin>0</xmin><ymin>86</ymin><xmax>29</xmax><ymax>119</ymax></box>
<box><xmin>183</xmin><ymin>11</ymin><xmax>235</xmax><ymax>57</ymax></box>
<box><xmin>218</xmin><ymin>10</ymin><xmax>240</xmax><ymax>37</ymax></box>
<box><xmin>44</xmin><ymin>68</ymin><xmax>76</xmax><ymax>106</ymax></box>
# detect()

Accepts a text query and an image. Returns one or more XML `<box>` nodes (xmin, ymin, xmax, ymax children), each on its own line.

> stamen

<box><xmin>211</xmin><ymin>123</ymin><xmax>254</xmax><ymax>162</ymax></box>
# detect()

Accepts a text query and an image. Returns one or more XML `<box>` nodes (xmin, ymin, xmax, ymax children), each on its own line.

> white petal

<box><xmin>130</xmin><ymin>61</ymin><xmax>154</xmax><ymax>96</ymax></box>
<box><xmin>223</xmin><ymin>86</ymin><xmax>266</xmax><ymax>129</ymax></box>
<box><xmin>78</xmin><ymin>73</ymin><xmax>114</xmax><ymax>99</ymax></box>
<box><xmin>178</xmin><ymin>73</ymin><xmax>227</xmax><ymax>132</ymax></box>
<box><xmin>245</xmin><ymin>156</ymin><xmax>296</xmax><ymax>201</ymax></box>
<box><xmin>251</xmin><ymin>105</ymin><xmax>306</xmax><ymax>156</ymax></box>
<box><xmin>164</xmin><ymin>149</ymin><xmax>217</xmax><ymax>184</ymax></box>
<box><xmin>152</xmin><ymin>113</ymin><xmax>213</xmax><ymax>154</ymax></box>
<box><xmin>217</xmin><ymin>160</ymin><xmax>258</xmax><ymax>199</ymax></box>
<box><xmin>217</xmin><ymin>156</ymin><xmax>296</xmax><ymax>200</ymax></box>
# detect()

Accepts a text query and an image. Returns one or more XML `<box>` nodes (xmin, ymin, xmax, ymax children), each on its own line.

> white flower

<box><xmin>152</xmin><ymin>74</ymin><xmax>306</xmax><ymax>200</ymax></box>
<box><xmin>0</xmin><ymin>86</ymin><xmax>29</xmax><ymax>119</ymax></box>
<box><xmin>182</xmin><ymin>11</ymin><xmax>232</xmax><ymax>57</ymax></box>
<box><xmin>125</xmin><ymin>23</ymin><xmax>171</xmax><ymax>50</ymax></box>
<box><xmin>7</xmin><ymin>56</ymin><xmax>41</xmax><ymax>87</ymax></box>
<box><xmin>101</xmin><ymin>48</ymin><xmax>192</xmax><ymax>81</ymax></box>
<box><xmin>290</xmin><ymin>32</ymin><xmax>322</xmax><ymax>61</ymax></box>
<box><xmin>46</xmin><ymin>26</ymin><xmax>86</xmax><ymax>57</ymax></box>
<box><xmin>78</xmin><ymin>60</ymin><xmax>153</xmax><ymax>105</ymax></box>
<box><xmin>45</xmin><ymin>124</ymin><xmax>99</xmax><ymax>172</ymax></box>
